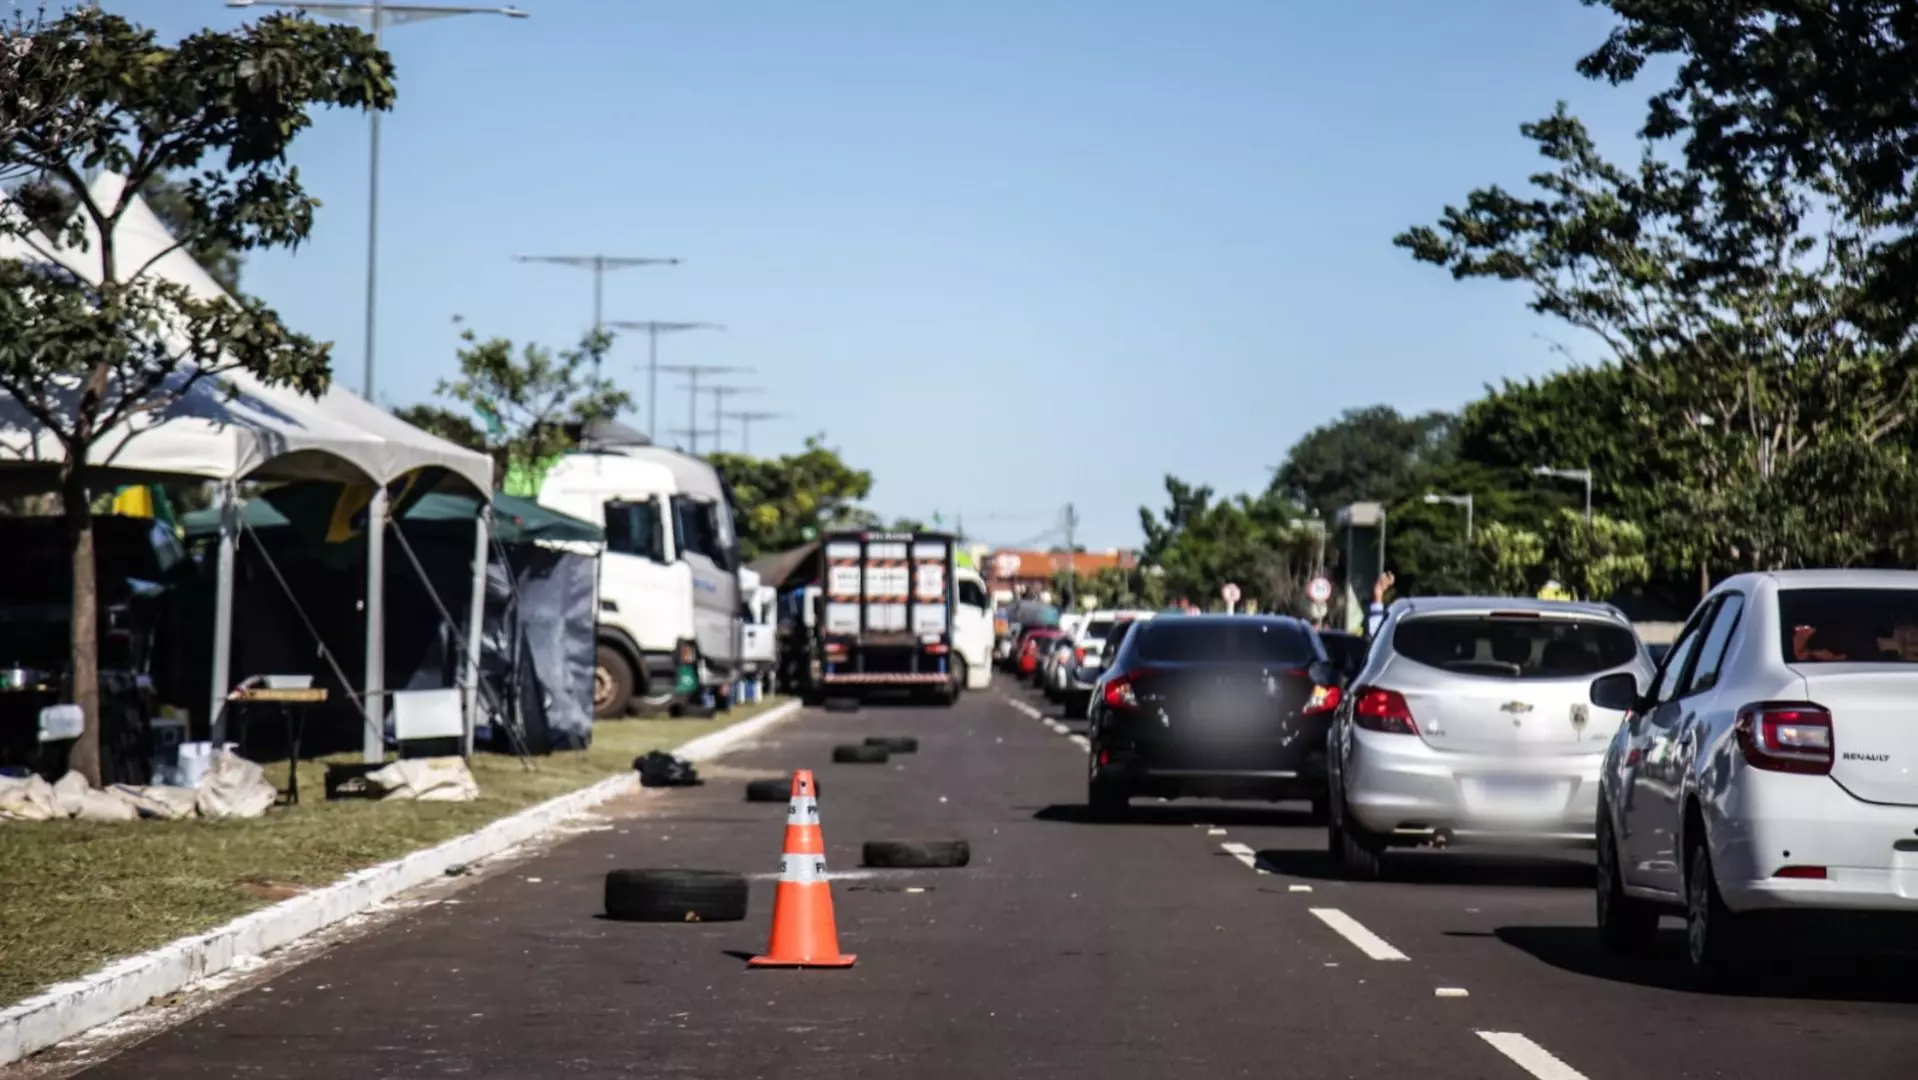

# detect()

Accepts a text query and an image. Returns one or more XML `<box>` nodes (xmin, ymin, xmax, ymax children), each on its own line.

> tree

<box><xmin>1077</xmin><ymin>566</ymin><xmax>1138</xmax><ymax>609</ymax></box>
<box><xmin>391</xmin><ymin>403</ymin><xmax>485</xmax><ymax>453</ymax></box>
<box><xmin>13</xmin><ymin>173</ymin><xmax>247</xmax><ymax>294</ymax></box>
<box><xmin>710</xmin><ymin>437</ymin><xmax>874</xmax><ymax>561</ymax></box>
<box><xmin>1398</xmin><ymin>103</ymin><xmax>1918</xmax><ymax>591</ymax></box>
<box><xmin>1270</xmin><ymin>405</ymin><xmax>1458</xmax><ymax>517</ymax></box>
<box><xmin>1475</xmin><ymin>522</ymin><xmax>1547</xmax><ymax>598</ymax></box>
<box><xmin>1541</xmin><ymin>509</ymin><xmax>1651</xmax><ymax>603</ymax></box>
<box><xmin>1576</xmin><ymin>0</ymin><xmax>1918</xmax><ymax>337</ymax></box>
<box><xmin>424</xmin><ymin>322</ymin><xmax>631</xmax><ymax>491</ymax></box>
<box><xmin>0</xmin><ymin>8</ymin><xmax>391</xmax><ymax>785</ymax></box>
<box><xmin>1137</xmin><ymin>477</ymin><xmax>1321</xmax><ymax>615</ymax></box>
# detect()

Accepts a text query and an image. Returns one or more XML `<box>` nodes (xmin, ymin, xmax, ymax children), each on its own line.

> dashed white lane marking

<box><xmin>1288</xmin><ymin>884</ymin><xmax>1313</xmax><ymax>893</ymax></box>
<box><xmin>1007</xmin><ymin>699</ymin><xmax>1044</xmax><ymax>721</ymax></box>
<box><xmin>1045</xmin><ymin>720</ymin><xmax>1070</xmax><ymax>733</ymax></box>
<box><xmin>1219</xmin><ymin>841</ymin><xmax>1270</xmax><ymax>874</ymax></box>
<box><xmin>1206</xmin><ymin>827</ymin><xmax>1228</xmax><ymax>836</ymax></box>
<box><xmin>1308</xmin><ymin>908</ymin><xmax>1409</xmax><ymax>961</ymax></box>
<box><xmin>1476</xmin><ymin>1032</ymin><xmax>1588</xmax><ymax>1080</ymax></box>
<box><xmin>1434</xmin><ymin>987</ymin><xmax>1469</xmax><ymax>998</ymax></box>
<box><xmin>1066</xmin><ymin>734</ymin><xmax>1089</xmax><ymax>751</ymax></box>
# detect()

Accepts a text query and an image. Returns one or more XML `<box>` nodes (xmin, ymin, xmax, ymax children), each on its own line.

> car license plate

<box><xmin>1466</xmin><ymin>775</ymin><xmax>1566</xmax><ymax>815</ymax></box>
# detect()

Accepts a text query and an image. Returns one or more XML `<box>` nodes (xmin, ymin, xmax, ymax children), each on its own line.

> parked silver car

<box><xmin>1326</xmin><ymin>595</ymin><xmax>1654</xmax><ymax>879</ymax></box>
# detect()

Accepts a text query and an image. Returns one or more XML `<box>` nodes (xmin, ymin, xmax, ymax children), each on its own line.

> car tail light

<box><xmin>1304</xmin><ymin>684</ymin><xmax>1342</xmax><ymax>716</ymax></box>
<box><xmin>1736</xmin><ymin>702</ymin><xmax>1833</xmax><ymax>775</ymax></box>
<box><xmin>1103</xmin><ymin>674</ymin><xmax>1139</xmax><ymax>711</ymax></box>
<box><xmin>1074</xmin><ymin>647</ymin><xmax>1086</xmax><ymax>664</ymax></box>
<box><xmin>1286</xmin><ymin>668</ymin><xmax>1342</xmax><ymax>716</ymax></box>
<box><xmin>1352</xmin><ymin>685</ymin><xmax>1417</xmax><ymax>735</ymax></box>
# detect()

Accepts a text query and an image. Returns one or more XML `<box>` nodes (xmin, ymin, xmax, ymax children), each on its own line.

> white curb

<box><xmin>0</xmin><ymin>698</ymin><xmax>803</xmax><ymax>1066</ymax></box>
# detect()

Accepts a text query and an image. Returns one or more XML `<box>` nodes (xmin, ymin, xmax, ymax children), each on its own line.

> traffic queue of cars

<box><xmin>1002</xmin><ymin>571</ymin><xmax>1918</xmax><ymax>988</ymax></box>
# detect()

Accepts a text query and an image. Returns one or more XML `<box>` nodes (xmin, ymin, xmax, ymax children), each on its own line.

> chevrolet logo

<box><xmin>1500</xmin><ymin>701</ymin><xmax>1534</xmax><ymax>714</ymax></box>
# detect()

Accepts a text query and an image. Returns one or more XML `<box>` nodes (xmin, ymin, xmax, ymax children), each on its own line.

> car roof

<box><xmin>1729</xmin><ymin>569</ymin><xmax>1918</xmax><ymax>589</ymax></box>
<box><xmin>1392</xmin><ymin>595</ymin><xmax>1627</xmax><ymax>622</ymax></box>
<box><xmin>1142</xmin><ymin>613</ymin><xmax>1312</xmax><ymax>630</ymax></box>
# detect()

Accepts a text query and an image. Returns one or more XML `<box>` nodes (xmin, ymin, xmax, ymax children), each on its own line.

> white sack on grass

<box><xmin>194</xmin><ymin>751</ymin><xmax>277</xmax><ymax>820</ymax></box>
<box><xmin>74</xmin><ymin>788</ymin><xmax>138</xmax><ymax>822</ymax></box>
<box><xmin>0</xmin><ymin>774</ymin><xmax>56</xmax><ymax>821</ymax></box>
<box><xmin>114</xmin><ymin>784</ymin><xmax>199</xmax><ymax>820</ymax></box>
<box><xmin>51</xmin><ymin>771</ymin><xmax>88</xmax><ymax>818</ymax></box>
<box><xmin>366</xmin><ymin>757</ymin><xmax>479</xmax><ymax>802</ymax></box>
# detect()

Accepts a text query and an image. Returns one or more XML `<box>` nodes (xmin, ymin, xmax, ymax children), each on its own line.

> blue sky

<box><xmin>115</xmin><ymin>0</ymin><xmax>1651</xmax><ymax>549</ymax></box>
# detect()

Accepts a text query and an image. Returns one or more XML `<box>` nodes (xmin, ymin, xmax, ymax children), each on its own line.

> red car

<box><xmin>1017</xmin><ymin>628</ymin><xmax>1064</xmax><ymax>677</ymax></box>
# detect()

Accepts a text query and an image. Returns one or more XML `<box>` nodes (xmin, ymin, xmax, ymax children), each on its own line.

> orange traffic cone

<box><xmin>749</xmin><ymin>770</ymin><xmax>856</xmax><ymax>968</ymax></box>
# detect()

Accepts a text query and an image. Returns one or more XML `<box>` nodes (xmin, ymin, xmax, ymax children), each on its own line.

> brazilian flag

<box><xmin>110</xmin><ymin>484</ymin><xmax>178</xmax><ymax>533</ymax></box>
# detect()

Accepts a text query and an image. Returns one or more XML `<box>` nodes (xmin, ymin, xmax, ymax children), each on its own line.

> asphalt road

<box><xmin>69</xmin><ymin>680</ymin><xmax>1918</xmax><ymax>1079</ymax></box>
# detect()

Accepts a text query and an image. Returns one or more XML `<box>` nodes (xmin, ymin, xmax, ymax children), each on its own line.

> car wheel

<box><xmin>593</xmin><ymin>644</ymin><xmax>635</xmax><ymax>719</ymax></box>
<box><xmin>1596</xmin><ymin>800</ymin><xmax>1659</xmax><ymax>954</ymax></box>
<box><xmin>1328</xmin><ymin>778</ymin><xmax>1384</xmax><ymax>881</ymax></box>
<box><xmin>1686</xmin><ymin>840</ymin><xmax>1747</xmax><ymax>987</ymax></box>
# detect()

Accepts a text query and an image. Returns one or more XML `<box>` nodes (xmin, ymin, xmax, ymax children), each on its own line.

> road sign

<box><xmin>1306</xmin><ymin>576</ymin><xmax>1333</xmax><ymax>604</ymax></box>
<box><xmin>1221</xmin><ymin>582</ymin><xmax>1241</xmax><ymax>607</ymax></box>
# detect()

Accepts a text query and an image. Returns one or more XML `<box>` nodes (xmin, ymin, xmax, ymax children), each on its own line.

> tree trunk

<box><xmin>61</xmin><ymin>464</ymin><xmax>102</xmax><ymax>787</ymax></box>
<box><xmin>1698</xmin><ymin>558</ymin><xmax>1711</xmax><ymax>602</ymax></box>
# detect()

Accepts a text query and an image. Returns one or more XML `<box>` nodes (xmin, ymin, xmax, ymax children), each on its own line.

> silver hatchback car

<box><xmin>1326</xmin><ymin>596</ymin><xmax>1654</xmax><ymax>879</ymax></box>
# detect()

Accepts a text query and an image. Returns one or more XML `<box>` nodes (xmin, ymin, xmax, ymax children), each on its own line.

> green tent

<box><xmin>180</xmin><ymin>484</ymin><xmax>602</xmax><ymax>546</ymax></box>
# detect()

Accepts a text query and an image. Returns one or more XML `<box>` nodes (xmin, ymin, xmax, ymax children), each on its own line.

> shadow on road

<box><xmin>1253</xmin><ymin>846</ymin><xmax>1596</xmax><ymax>889</ymax></box>
<box><xmin>1032</xmin><ymin>803</ymin><xmax>1319</xmax><ymax>828</ymax></box>
<box><xmin>1484</xmin><ymin>925</ymin><xmax>1918</xmax><ymax>1003</ymax></box>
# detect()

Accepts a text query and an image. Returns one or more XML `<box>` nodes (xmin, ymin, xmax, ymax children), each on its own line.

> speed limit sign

<box><xmin>1306</xmin><ymin>576</ymin><xmax>1332</xmax><ymax>604</ymax></box>
<box><xmin>1221</xmin><ymin>582</ymin><xmax>1241</xmax><ymax>610</ymax></box>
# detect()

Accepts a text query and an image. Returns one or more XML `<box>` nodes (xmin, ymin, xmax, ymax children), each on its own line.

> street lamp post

<box><xmin>1422</xmin><ymin>492</ymin><xmax>1474</xmax><ymax>541</ymax></box>
<box><xmin>721</xmin><ymin>410</ymin><xmax>785</xmax><ymax>455</ymax></box>
<box><xmin>698</xmin><ymin>385</ymin><xmax>759</xmax><ymax>452</ymax></box>
<box><xmin>607</xmin><ymin>320</ymin><xmax>723</xmax><ymax>440</ymax></box>
<box><xmin>1531</xmin><ymin>466</ymin><xmax>1594</xmax><ymax>520</ymax></box>
<box><xmin>659</xmin><ymin>364</ymin><xmax>752</xmax><ymax>454</ymax></box>
<box><xmin>513</xmin><ymin>255</ymin><xmax>683</xmax><ymax>382</ymax></box>
<box><xmin>228</xmin><ymin>1</ymin><xmax>529</xmax><ymax>402</ymax></box>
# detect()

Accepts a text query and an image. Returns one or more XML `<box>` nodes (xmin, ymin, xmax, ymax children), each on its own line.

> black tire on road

<box><xmin>604</xmin><ymin>869</ymin><xmax>749</xmax><ymax>923</ymax></box>
<box><xmin>864</xmin><ymin>735</ymin><xmax>919</xmax><ymax>753</ymax></box>
<box><xmin>1597</xmin><ymin>800</ymin><xmax>1659</xmax><ymax>954</ymax></box>
<box><xmin>745</xmin><ymin>777</ymin><xmax>820</xmax><ymax>803</ymax></box>
<box><xmin>593</xmin><ymin>644</ymin><xmax>636</xmax><ymax>720</ymax></box>
<box><xmin>1331</xmin><ymin>792</ymin><xmax>1386</xmax><ymax>881</ymax></box>
<box><xmin>832</xmin><ymin>743</ymin><xmax>890</xmax><ymax>764</ymax></box>
<box><xmin>1686</xmin><ymin>840</ymin><xmax>1750</xmax><ymax>987</ymax></box>
<box><xmin>863</xmin><ymin>839</ymin><xmax>971</xmax><ymax>868</ymax></box>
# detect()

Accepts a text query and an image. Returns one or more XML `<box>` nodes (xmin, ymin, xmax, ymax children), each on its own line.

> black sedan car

<box><xmin>1085</xmin><ymin>614</ymin><xmax>1342</xmax><ymax>820</ymax></box>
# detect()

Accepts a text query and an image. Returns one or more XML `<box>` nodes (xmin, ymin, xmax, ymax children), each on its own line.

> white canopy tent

<box><xmin>0</xmin><ymin>174</ymin><xmax>497</xmax><ymax>758</ymax></box>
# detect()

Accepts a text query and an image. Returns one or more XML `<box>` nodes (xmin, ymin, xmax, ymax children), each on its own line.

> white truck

<box><xmin>537</xmin><ymin>438</ymin><xmax>746</xmax><ymax>718</ymax></box>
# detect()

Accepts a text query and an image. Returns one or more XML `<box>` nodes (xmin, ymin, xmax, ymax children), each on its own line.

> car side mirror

<box><xmin>1590</xmin><ymin>671</ymin><xmax>1642</xmax><ymax>712</ymax></box>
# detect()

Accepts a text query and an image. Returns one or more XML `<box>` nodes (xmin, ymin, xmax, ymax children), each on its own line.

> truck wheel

<box><xmin>951</xmin><ymin>656</ymin><xmax>970</xmax><ymax>696</ymax></box>
<box><xmin>594</xmin><ymin>644</ymin><xmax>636</xmax><ymax>719</ymax></box>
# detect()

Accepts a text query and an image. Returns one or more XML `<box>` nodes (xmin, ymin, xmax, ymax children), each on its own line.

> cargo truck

<box><xmin>817</xmin><ymin>529</ymin><xmax>963</xmax><ymax>706</ymax></box>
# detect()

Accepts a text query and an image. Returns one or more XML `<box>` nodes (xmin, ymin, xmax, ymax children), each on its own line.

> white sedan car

<box><xmin>1592</xmin><ymin>569</ymin><xmax>1918</xmax><ymax>984</ymax></box>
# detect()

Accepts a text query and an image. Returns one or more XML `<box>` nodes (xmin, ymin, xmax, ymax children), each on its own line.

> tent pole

<box><xmin>208</xmin><ymin>481</ymin><xmax>238</xmax><ymax>746</ymax></box>
<box><xmin>362</xmin><ymin>484</ymin><xmax>389</xmax><ymax>763</ymax></box>
<box><xmin>463</xmin><ymin>502</ymin><xmax>492</xmax><ymax>757</ymax></box>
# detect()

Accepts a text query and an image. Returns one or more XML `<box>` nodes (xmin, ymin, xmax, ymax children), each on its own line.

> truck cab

<box><xmin>537</xmin><ymin>445</ymin><xmax>744</xmax><ymax>717</ymax></box>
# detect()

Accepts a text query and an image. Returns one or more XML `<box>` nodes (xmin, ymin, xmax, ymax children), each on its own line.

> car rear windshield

<box><xmin>1131</xmin><ymin>620</ymin><xmax>1316</xmax><ymax>664</ymax></box>
<box><xmin>1778</xmin><ymin>587</ymin><xmax>1918</xmax><ymax>664</ymax></box>
<box><xmin>1083</xmin><ymin>619</ymin><xmax>1116</xmax><ymax>641</ymax></box>
<box><xmin>1392</xmin><ymin>615</ymin><xmax>1638</xmax><ymax>679</ymax></box>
